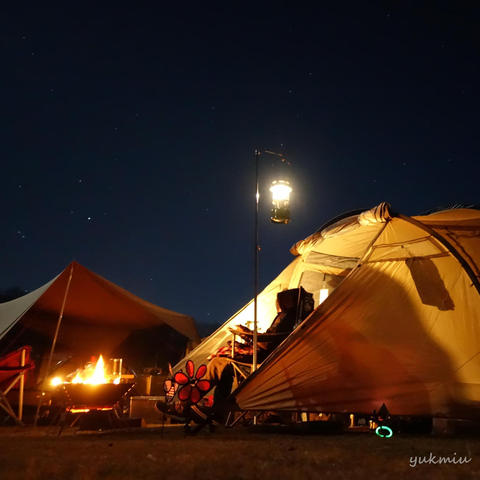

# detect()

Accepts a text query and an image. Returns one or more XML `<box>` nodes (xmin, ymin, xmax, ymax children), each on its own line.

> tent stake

<box><xmin>33</xmin><ymin>264</ymin><xmax>74</xmax><ymax>427</ymax></box>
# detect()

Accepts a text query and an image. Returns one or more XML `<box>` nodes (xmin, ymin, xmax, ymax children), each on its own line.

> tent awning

<box><xmin>0</xmin><ymin>262</ymin><xmax>199</xmax><ymax>358</ymax></box>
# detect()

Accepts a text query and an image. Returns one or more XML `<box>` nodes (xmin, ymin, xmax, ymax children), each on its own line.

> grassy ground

<box><xmin>0</xmin><ymin>425</ymin><xmax>479</xmax><ymax>479</ymax></box>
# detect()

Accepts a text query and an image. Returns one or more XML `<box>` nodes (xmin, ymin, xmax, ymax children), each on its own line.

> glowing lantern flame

<box><xmin>270</xmin><ymin>180</ymin><xmax>292</xmax><ymax>202</ymax></box>
<box><xmin>269</xmin><ymin>179</ymin><xmax>292</xmax><ymax>224</ymax></box>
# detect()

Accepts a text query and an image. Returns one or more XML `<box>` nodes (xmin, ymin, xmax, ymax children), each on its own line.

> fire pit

<box><xmin>49</xmin><ymin>354</ymin><xmax>135</xmax><ymax>422</ymax></box>
<box><xmin>61</xmin><ymin>382</ymin><xmax>134</xmax><ymax>413</ymax></box>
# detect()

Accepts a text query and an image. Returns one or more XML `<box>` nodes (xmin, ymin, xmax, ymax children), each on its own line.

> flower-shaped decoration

<box><xmin>173</xmin><ymin>360</ymin><xmax>211</xmax><ymax>404</ymax></box>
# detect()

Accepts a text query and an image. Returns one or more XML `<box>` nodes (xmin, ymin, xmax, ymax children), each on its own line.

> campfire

<box><xmin>50</xmin><ymin>355</ymin><xmax>122</xmax><ymax>387</ymax></box>
<box><xmin>49</xmin><ymin>355</ymin><xmax>133</xmax><ymax>415</ymax></box>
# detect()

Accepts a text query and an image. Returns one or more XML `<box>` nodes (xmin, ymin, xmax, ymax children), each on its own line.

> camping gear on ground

<box><xmin>233</xmin><ymin>203</ymin><xmax>480</xmax><ymax>419</ymax></box>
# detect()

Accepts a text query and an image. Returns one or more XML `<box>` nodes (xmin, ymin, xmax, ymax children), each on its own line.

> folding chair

<box><xmin>0</xmin><ymin>346</ymin><xmax>34</xmax><ymax>425</ymax></box>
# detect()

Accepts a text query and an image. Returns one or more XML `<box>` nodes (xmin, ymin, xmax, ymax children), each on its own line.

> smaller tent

<box><xmin>0</xmin><ymin>261</ymin><xmax>199</xmax><ymax>377</ymax></box>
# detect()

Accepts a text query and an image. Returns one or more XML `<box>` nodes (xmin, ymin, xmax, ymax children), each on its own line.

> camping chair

<box><xmin>230</xmin><ymin>329</ymin><xmax>291</xmax><ymax>359</ymax></box>
<box><xmin>224</xmin><ymin>288</ymin><xmax>314</xmax><ymax>427</ymax></box>
<box><xmin>161</xmin><ymin>289</ymin><xmax>315</xmax><ymax>434</ymax></box>
<box><xmin>0</xmin><ymin>346</ymin><xmax>34</xmax><ymax>425</ymax></box>
<box><xmin>230</xmin><ymin>287</ymin><xmax>314</xmax><ymax>360</ymax></box>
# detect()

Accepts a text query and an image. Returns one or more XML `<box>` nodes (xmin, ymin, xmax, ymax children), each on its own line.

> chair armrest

<box><xmin>0</xmin><ymin>365</ymin><xmax>33</xmax><ymax>371</ymax></box>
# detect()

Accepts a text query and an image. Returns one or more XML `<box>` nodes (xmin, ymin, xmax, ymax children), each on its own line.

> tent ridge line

<box><xmin>364</xmin><ymin>252</ymin><xmax>450</xmax><ymax>264</ymax></box>
<box><xmin>373</xmin><ymin>237</ymin><xmax>440</xmax><ymax>249</ymax></box>
<box><xmin>396</xmin><ymin>214</ymin><xmax>480</xmax><ymax>297</ymax></box>
<box><xmin>415</xmin><ymin>224</ymin><xmax>480</xmax><ymax>231</ymax></box>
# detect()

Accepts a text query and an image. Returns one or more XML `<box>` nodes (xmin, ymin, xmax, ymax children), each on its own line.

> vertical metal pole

<box><xmin>18</xmin><ymin>348</ymin><xmax>26</xmax><ymax>421</ymax></box>
<box><xmin>44</xmin><ymin>264</ymin><xmax>74</xmax><ymax>384</ymax></box>
<box><xmin>34</xmin><ymin>264</ymin><xmax>74</xmax><ymax>427</ymax></box>
<box><xmin>253</xmin><ymin>149</ymin><xmax>260</xmax><ymax>372</ymax></box>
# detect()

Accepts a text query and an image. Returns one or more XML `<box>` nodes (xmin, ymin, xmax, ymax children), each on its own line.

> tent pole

<box><xmin>18</xmin><ymin>348</ymin><xmax>26</xmax><ymax>421</ymax></box>
<box><xmin>33</xmin><ymin>264</ymin><xmax>74</xmax><ymax>427</ymax></box>
<box><xmin>295</xmin><ymin>287</ymin><xmax>302</xmax><ymax>327</ymax></box>
<box><xmin>253</xmin><ymin>149</ymin><xmax>260</xmax><ymax>373</ymax></box>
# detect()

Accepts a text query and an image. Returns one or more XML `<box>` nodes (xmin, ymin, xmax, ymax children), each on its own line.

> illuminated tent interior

<box><xmin>232</xmin><ymin>203</ymin><xmax>480</xmax><ymax>419</ymax></box>
<box><xmin>0</xmin><ymin>261</ymin><xmax>199</xmax><ymax>380</ymax></box>
<box><xmin>174</xmin><ymin>234</ymin><xmax>346</xmax><ymax>373</ymax></box>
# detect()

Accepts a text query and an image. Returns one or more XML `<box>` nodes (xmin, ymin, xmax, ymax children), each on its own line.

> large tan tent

<box><xmin>0</xmin><ymin>261</ymin><xmax>199</xmax><ymax>376</ymax></box>
<box><xmin>233</xmin><ymin>203</ymin><xmax>480</xmax><ymax>419</ymax></box>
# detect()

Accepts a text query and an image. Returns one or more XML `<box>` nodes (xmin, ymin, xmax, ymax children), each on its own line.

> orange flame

<box><xmin>71</xmin><ymin>355</ymin><xmax>108</xmax><ymax>385</ymax></box>
<box><xmin>50</xmin><ymin>354</ymin><xmax>122</xmax><ymax>386</ymax></box>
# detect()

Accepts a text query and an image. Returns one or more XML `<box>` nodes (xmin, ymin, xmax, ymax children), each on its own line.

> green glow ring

<box><xmin>375</xmin><ymin>425</ymin><xmax>393</xmax><ymax>438</ymax></box>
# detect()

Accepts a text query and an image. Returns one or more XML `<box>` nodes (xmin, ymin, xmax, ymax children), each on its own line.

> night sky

<box><xmin>1</xmin><ymin>3</ymin><xmax>479</xmax><ymax>333</ymax></box>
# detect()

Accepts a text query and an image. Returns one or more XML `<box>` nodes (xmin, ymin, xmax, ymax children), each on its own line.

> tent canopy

<box><xmin>232</xmin><ymin>203</ymin><xmax>480</xmax><ymax>418</ymax></box>
<box><xmin>0</xmin><ymin>262</ymin><xmax>199</xmax><ymax>370</ymax></box>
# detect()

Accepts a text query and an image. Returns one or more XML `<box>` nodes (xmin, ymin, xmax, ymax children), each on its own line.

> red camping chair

<box><xmin>0</xmin><ymin>346</ymin><xmax>34</xmax><ymax>425</ymax></box>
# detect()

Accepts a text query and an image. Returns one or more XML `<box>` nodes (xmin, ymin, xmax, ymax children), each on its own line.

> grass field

<box><xmin>0</xmin><ymin>425</ymin><xmax>479</xmax><ymax>479</ymax></box>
